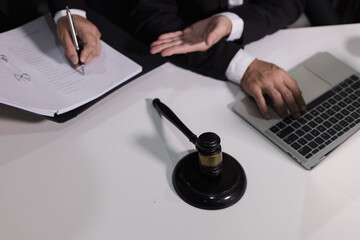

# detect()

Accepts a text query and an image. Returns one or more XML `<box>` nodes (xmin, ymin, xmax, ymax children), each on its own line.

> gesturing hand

<box><xmin>56</xmin><ymin>15</ymin><xmax>101</xmax><ymax>65</ymax></box>
<box><xmin>150</xmin><ymin>15</ymin><xmax>232</xmax><ymax>56</ymax></box>
<box><xmin>241</xmin><ymin>59</ymin><xmax>306</xmax><ymax>119</ymax></box>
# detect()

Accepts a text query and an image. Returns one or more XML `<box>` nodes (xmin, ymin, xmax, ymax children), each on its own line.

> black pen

<box><xmin>66</xmin><ymin>6</ymin><xmax>85</xmax><ymax>75</ymax></box>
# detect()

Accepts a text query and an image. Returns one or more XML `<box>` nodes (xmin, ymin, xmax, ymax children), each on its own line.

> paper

<box><xmin>0</xmin><ymin>14</ymin><xmax>142</xmax><ymax>116</ymax></box>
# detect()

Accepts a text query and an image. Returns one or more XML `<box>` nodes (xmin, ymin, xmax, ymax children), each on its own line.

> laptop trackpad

<box><xmin>290</xmin><ymin>66</ymin><xmax>332</xmax><ymax>104</ymax></box>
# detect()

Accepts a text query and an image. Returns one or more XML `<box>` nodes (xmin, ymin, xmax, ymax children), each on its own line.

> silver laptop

<box><xmin>232</xmin><ymin>52</ymin><xmax>360</xmax><ymax>169</ymax></box>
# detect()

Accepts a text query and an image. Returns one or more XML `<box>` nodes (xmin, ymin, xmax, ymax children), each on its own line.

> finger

<box><xmin>158</xmin><ymin>31</ymin><xmax>184</xmax><ymax>40</ymax></box>
<box><xmin>59</xmin><ymin>30</ymin><xmax>79</xmax><ymax>64</ymax></box>
<box><xmin>206</xmin><ymin>31</ymin><xmax>221</xmax><ymax>46</ymax></box>
<box><xmin>150</xmin><ymin>39</ymin><xmax>183</xmax><ymax>55</ymax></box>
<box><xmin>96</xmin><ymin>38</ymin><xmax>101</xmax><ymax>57</ymax></box>
<box><xmin>94</xmin><ymin>30</ymin><xmax>102</xmax><ymax>57</ymax></box>
<box><xmin>265</xmin><ymin>87</ymin><xmax>288</xmax><ymax>119</ymax></box>
<box><xmin>80</xmin><ymin>43</ymin><xmax>95</xmax><ymax>64</ymax></box>
<box><xmin>205</xmin><ymin>23</ymin><xmax>224</xmax><ymax>46</ymax></box>
<box><xmin>284</xmin><ymin>77</ymin><xmax>307</xmax><ymax>112</ymax></box>
<box><xmin>80</xmin><ymin>44</ymin><xmax>97</xmax><ymax>64</ymax></box>
<box><xmin>251</xmin><ymin>88</ymin><xmax>271</xmax><ymax>120</ymax></box>
<box><xmin>276</xmin><ymin>86</ymin><xmax>301</xmax><ymax>119</ymax></box>
<box><xmin>161</xmin><ymin>42</ymin><xmax>206</xmax><ymax>56</ymax></box>
<box><xmin>83</xmin><ymin>50</ymin><xmax>95</xmax><ymax>65</ymax></box>
<box><xmin>79</xmin><ymin>35</ymin><xmax>99</xmax><ymax>64</ymax></box>
<box><xmin>150</xmin><ymin>36</ymin><xmax>182</xmax><ymax>48</ymax></box>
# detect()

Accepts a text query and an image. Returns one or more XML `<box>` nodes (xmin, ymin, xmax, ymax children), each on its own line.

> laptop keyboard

<box><xmin>269</xmin><ymin>74</ymin><xmax>360</xmax><ymax>159</ymax></box>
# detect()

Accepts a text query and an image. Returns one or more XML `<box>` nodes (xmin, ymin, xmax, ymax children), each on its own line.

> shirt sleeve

<box><xmin>216</xmin><ymin>12</ymin><xmax>244</xmax><ymax>41</ymax></box>
<box><xmin>225</xmin><ymin>49</ymin><xmax>255</xmax><ymax>85</ymax></box>
<box><xmin>54</xmin><ymin>9</ymin><xmax>87</xmax><ymax>23</ymax></box>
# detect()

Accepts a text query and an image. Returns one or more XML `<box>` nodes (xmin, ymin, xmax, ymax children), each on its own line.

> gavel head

<box><xmin>195</xmin><ymin>132</ymin><xmax>223</xmax><ymax>177</ymax></box>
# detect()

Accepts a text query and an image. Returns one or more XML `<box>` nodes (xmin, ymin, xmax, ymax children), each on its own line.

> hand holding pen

<box><xmin>66</xmin><ymin>6</ymin><xmax>85</xmax><ymax>74</ymax></box>
<box><xmin>55</xmin><ymin>7</ymin><xmax>102</xmax><ymax>74</ymax></box>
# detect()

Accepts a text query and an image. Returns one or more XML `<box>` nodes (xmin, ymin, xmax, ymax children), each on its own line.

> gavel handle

<box><xmin>152</xmin><ymin>98</ymin><xmax>198</xmax><ymax>145</ymax></box>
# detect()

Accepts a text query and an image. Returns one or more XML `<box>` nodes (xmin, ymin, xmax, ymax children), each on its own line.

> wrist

<box><xmin>225</xmin><ymin>49</ymin><xmax>256</xmax><ymax>85</ymax></box>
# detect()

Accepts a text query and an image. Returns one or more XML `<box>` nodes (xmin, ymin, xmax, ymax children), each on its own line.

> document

<box><xmin>0</xmin><ymin>14</ymin><xmax>142</xmax><ymax>116</ymax></box>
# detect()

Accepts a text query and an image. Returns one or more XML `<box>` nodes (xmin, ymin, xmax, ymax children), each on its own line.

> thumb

<box><xmin>206</xmin><ymin>16</ymin><xmax>232</xmax><ymax>46</ymax></box>
<box><xmin>205</xmin><ymin>20</ymin><xmax>224</xmax><ymax>46</ymax></box>
<box><xmin>206</xmin><ymin>30</ymin><xmax>220</xmax><ymax>46</ymax></box>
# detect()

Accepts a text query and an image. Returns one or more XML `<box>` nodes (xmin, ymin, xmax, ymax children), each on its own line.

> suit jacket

<box><xmin>48</xmin><ymin>0</ymin><xmax>87</xmax><ymax>13</ymax></box>
<box><xmin>131</xmin><ymin>0</ymin><xmax>306</xmax><ymax>80</ymax></box>
<box><xmin>305</xmin><ymin>0</ymin><xmax>340</xmax><ymax>26</ymax></box>
<box><xmin>0</xmin><ymin>0</ymin><xmax>40</xmax><ymax>30</ymax></box>
<box><xmin>47</xmin><ymin>0</ymin><xmax>134</xmax><ymax>31</ymax></box>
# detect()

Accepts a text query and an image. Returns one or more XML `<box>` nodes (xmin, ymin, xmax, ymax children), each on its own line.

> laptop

<box><xmin>232</xmin><ymin>52</ymin><xmax>360</xmax><ymax>169</ymax></box>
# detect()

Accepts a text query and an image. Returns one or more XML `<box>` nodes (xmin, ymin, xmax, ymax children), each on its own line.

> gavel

<box><xmin>153</xmin><ymin>98</ymin><xmax>247</xmax><ymax>210</ymax></box>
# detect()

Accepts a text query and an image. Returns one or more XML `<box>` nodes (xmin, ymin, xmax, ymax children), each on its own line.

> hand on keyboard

<box><xmin>241</xmin><ymin>59</ymin><xmax>307</xmax><ymax>119</ymax></box>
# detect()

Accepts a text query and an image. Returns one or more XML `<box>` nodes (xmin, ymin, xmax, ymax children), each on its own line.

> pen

<box><xmin>66</xmin><ymin>6</ymin><xmax>85</xmax><ymax>75</ymax></box>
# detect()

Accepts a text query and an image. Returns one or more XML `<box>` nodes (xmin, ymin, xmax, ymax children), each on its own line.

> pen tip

<box><xmin>81</xmin><ymin>65</ymin><xmax>85</xmax><ymax>75</ymax></box>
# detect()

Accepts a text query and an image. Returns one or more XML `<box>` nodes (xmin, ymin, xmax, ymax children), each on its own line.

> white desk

<box><xmin>1</xmin><ymin>23</ymin><xmax>360</xmax><ymax>240</ymax></box>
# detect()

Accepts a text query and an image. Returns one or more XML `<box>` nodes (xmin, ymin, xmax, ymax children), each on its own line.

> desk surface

<box><xmin>1</xmin><ymin>22</ymin><xmax>360</xmax><ymax>240</ymax></box>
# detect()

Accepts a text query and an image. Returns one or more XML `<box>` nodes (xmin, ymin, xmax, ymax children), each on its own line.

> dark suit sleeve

<box><xmin>130</xmin><ymin>0</ymin><xmax>305</xmax><ymax>80</ymax></box>
<box><xmin>230</xmin><ymin>0</ymin><xmax>306</xmax><ymax>45</ymax></box>
<box><xmin>47</xmin><ymin>0</ymin><xmax>88</xmax><ymax>16</ymax></box>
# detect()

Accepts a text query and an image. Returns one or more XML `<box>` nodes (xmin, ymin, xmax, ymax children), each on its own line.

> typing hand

<box><xmin>56</xmin><ymin>15</ymin><xmax>101</xmax><ymax>65</ymax></box>
<box><xmin>150</xmin><ymin>15</ymin><xmax>232</xmax><ymax>56</ymax></box>
<box><xmin>241</xmin><ymin>59</ymin><xmax>306</xmax><ymax>120</ymax></box>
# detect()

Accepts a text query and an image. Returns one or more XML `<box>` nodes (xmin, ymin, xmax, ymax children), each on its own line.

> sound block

<box><xmin>173</xmin><ymin>151</ymin><xmax>247</xmax><ymax>210</ymax></box>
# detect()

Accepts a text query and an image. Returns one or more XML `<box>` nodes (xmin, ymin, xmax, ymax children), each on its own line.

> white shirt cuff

<box><xmin>228</xmin><ymin>0</ymin><xmax>244</xmax><ymax>8</ymax></box>
<box><xmin>54</xmin><ymin>9</ymin><xmax>87</xmax><ymax>23</ymax></box>
<box><xmin>225</xmin><ymin>49</ymin><xmax>256</xmax><ymax>85</ymax></box>
<box><xmin>216</xmin><ymin>12</ymin><xmax>244</xmax><ymax>41</ymax></box>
